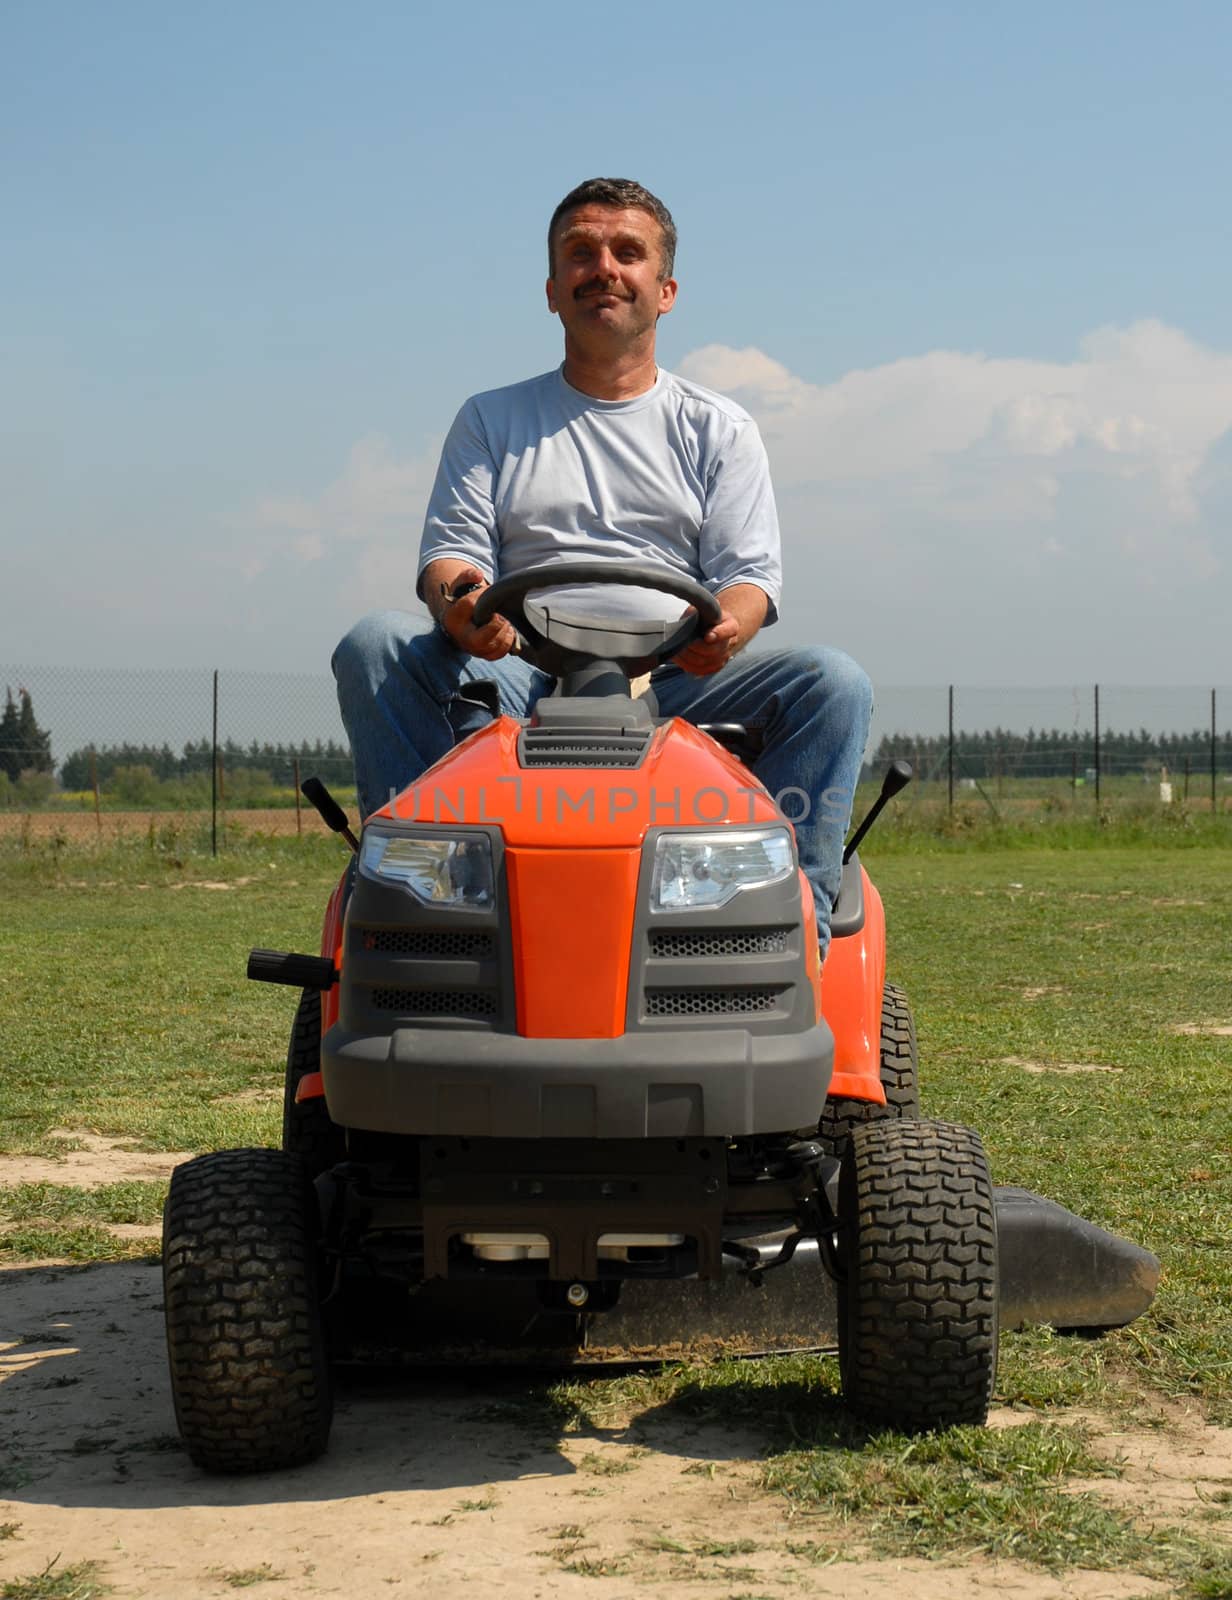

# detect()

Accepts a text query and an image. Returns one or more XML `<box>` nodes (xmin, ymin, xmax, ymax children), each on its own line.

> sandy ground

<box><xmin>0</xmin><ymin>1132</ymin><xmax>196</xmax><ymax>1193</ymax></box>
<box><xmin>3</xmin><ymin>1251</ymin><xmax>1230</xmax><ymax>1600</ymax></box>
<box><xmin>3</xmin><ymin>1144</ymin><xmax>1229</xmax><ymax>1597</ymax></box>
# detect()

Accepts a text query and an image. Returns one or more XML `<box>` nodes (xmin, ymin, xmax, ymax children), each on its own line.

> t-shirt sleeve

<box><xmin>415</xmin><ymin>399</ymin><xmax>501</xmax><ymax>598</ymax></box>
<box><xmin>698</xmin><ymin>416</ymin><xmax>782</xmax><ymax>625</ymax></box>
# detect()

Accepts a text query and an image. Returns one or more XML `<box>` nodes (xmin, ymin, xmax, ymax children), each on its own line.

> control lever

<box><xmin>843</xmin><ymin>760</ymin><xmax>912</xmax><ymax>864</ymax></box>
<box><xmin>301</xmin><ymin>776</ymin><xmax>359</xmax><ymax>853</ymax></box>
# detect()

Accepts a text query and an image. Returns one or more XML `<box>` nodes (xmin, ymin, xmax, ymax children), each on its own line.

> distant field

<box><xmin>1</xmin><ymin>792</ymin><xmax>1229</xmax><ymax>849</ymax></box>
<box><xmin>0</xmin><ymin>807</ymin><xmax>328</xmax><ymax>839</ymax></box>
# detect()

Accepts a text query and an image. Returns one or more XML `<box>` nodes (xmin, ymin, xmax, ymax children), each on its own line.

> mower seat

<box><xmin>697</xmin><ymin>722</ymin><xmax>765</xmax><ymax>765</ymax></box>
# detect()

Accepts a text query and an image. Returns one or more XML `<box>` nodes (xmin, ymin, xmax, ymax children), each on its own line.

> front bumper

<box><xmin>321</xmin><ymin>1018</ymin><xmax>834</xmax><ymax>1139</ymax></box>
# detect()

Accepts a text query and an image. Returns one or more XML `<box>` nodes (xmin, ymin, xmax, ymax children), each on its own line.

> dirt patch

<box><xmin>210</xmin><ymin>1086</ymin><xmax>281</xmax><ymax>1106</ymax></box>
<box><xmin>1021</xmin><ymin>985</ymin><xmax>1064</xmax><ymax>1001</ymax></box>
<box><xmin>0</xmin><ymin>1263</ymin><xmax>1216</xmax><ymax>1600</ymax></box>
<box><xmin>167</xmin><ymin>876</ymin><xmax>257</xmax><ymax>890</ymax></box>
<box><xmin>1171</xmin><ymin>1021</ymin><xmax>1232</xmax><ymax>1037</ymax></box>
<box><xmin>1076</xmin><ymin>1410</ymin><xmax>1232</xmax><ymax>1528</ymax></box>
<box><xmin>0</xmin><ymin>1133</ymin><xmax>193</xmax><ymax>1191</ymax></box>
<box><xmin>1001</xmin><ymin>1057</ymin><xmax>1123</xmax><ymax>1076</ymax></box>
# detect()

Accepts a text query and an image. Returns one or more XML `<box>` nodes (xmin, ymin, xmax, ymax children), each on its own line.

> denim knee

<box><xmin>331</xmin><ymin>610</ymin><xmax>417</xmax><ymax>688</ymax></box>
<box><xmin>786</xmin><ymin>646</ymin><xmax>874</xmax><ymax>720</ymax></box>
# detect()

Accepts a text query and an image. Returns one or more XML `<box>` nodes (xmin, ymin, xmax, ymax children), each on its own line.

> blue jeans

<box><xmin>332</xmin><ymin>614</ymin><xmax>872</xmax><ymax>957</ymax></box>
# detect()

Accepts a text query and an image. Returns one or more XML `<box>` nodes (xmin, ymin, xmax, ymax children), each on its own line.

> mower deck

<box><xmin>333</xmin><ymin>1185</ymin><xmax>1160</xmax><ymax>1366</ymax></box>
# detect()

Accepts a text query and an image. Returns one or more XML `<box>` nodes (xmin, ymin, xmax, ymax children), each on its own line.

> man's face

<box><xmin>546</xmin><ymin>204</ymin><xmax>677</xmax><ymax>343</ymax></box>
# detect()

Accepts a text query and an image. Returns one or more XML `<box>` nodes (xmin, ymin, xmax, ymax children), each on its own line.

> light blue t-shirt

<box><xmin>417</xmin><ymin>366</ymin><xmax>781</xmax><ymax>624</ymax></box>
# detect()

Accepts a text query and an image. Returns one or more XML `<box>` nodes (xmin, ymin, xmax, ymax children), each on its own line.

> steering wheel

<box><xmin>471</xmin><ymin>559</ymin><xmax>723</xmax><ymax>669</ymax></box>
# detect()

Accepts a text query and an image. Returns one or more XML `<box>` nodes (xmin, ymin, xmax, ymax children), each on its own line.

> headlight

<box><xmin>651</xmin><ymin>828</ymin><xmax>794</xmax><ymax>912</ymax></box>
<box><xmin>359</xmin><ymin>831</ymin><xmax>494</xmax><ymax>910</ymax></box>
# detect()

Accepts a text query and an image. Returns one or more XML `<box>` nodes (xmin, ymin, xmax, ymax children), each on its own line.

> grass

<box><xmin>0</xmin><ymin>1182</ymin><xmax>165</xmax><ymax>1225</ymax></box>
<box><xmin>1</xmin><ymin>828</ymin><xmax>1230</xmax><ymax>1592</ymax></box>
<box><xmin>0</xmin><ymin>1560</ymin><xmax>108</xmax><ymax>1600</ymax></box>
<box><xmin>0</xmin><ymin>1182</ymin><xmax>166</xmax><ymax>1263</ymax></box>
<box><xmin>857</xmin><ymin>783</ymin><xmax>1232</xmax><ymax>853</ymax></box>
<box><xmin>502</xmin><ymin>1357</ymin><xmax>1232</xmax><ymax>1589</ymax></box>
<box><xmin>454</xmin><ymin>1492</ymin><xmax>498</xmax><ymax>1511</ymax></box>
<box><xmin>579</xmin><ymin>1451</ymin><xmax>640</xmax><ymax>1476</ymax></box>
<box><xmin>0</xmin><ymin>832</ymin><xmax>341</xmax><ymax>1165</ymax></box>
<box><xmin>874</xmin><ymin>845</ymin><xmax>1232</xmax><ymax>1421</ymax></box>
<box><xmin>762</xmin><ymin>1420</ymin><xmax>1133</xmax><ymax>1567</ymax></box>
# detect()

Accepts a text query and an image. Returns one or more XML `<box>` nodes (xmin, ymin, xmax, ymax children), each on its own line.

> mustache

<box><xmin>575</xmin><ymin>280</ymin><xmax>633</xmax><ymax>301</ymax></box>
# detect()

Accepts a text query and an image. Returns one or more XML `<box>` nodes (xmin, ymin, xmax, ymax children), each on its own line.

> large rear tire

<box><xmin>283</xmin><ymin>988</ymin><xmax>345</xmax><ymax>1178</ymax></box>
<box><xmin>837</xmin><ymin>1119</ymin><xmax>998</xmax><ymax>1432</ymax></box>
<box><xmin>819</xmin><ymin>982</ymin><xmax>919</xmax><ymax>1155</ymax></box>
<box><xmin>163</xmin><ymin>1147</ymin><xmax>333</xmax><ymax>1473</ymax></box>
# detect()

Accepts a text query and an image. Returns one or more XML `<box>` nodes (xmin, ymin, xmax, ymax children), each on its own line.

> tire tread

<box><xmin>839</xmin><ymin>1118</ymin><xmax>998</xmax><ymax>1432</ymax></box>
<box><xmin>162</xmin><ymin>1147</ymin><xmax>332</xmax><ymax>1473</ymax></box>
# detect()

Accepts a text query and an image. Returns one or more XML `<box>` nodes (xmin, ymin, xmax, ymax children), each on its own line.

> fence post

<box><xmin>1071</xmin><ymin>749</ymin><xmax>1077</xmax><ymax>802</ymax></box>
<box><xmin>89</xmin><ymin>750</ymin><xmax>101</xmax><ymax>833</ymax></box>
<box><xmin>294</xmin><ymin>757</ymin><xmax>302</xmax><ymax>836</ymax></box>
<box><xmin>211</xmin><ymin>670</ymin><xmax>219</xmax><ymax>858</ymax></box>
<box><xmin>1184</xmin><ymin>754</ymin><xmax>1191</xmax><ymax>802</ymax></box>
<box><xmin>1094</xmin><ymin>684</ymin><xmax>1101</xmax><ymax>808</ymax></box>
<box><xmin>1213</xmin><ymin>688</ymin><xmax>1218</xmax><ymax>814</ymax></box>
<box><xmin>947</xmin><ymin>685</ymin><xmax>954</xmax><ymax>811</ymax></box>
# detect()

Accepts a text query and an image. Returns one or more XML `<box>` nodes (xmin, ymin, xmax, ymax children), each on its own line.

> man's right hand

<box><xmin>437</xmin><ymin>563</ymin><xmax>517</xmax><ymax>660</ymax></box>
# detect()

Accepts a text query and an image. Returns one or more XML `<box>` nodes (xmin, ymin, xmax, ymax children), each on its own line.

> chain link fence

<box><xmin>0</xmin><ymin>666</ymin><xmax>353</xmax><ymax>839</ymax></box>
<box><xmin>1</xmin><ymin>665</ymin><xmax>1229</xmax><ymax>838</ymax></box>
<box><xmin>865</xmin><ymin>684</ymin><xmax>1231</xmax><ymax>818</ymax></box>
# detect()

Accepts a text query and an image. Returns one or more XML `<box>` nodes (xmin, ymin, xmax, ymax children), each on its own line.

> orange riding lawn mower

<box><xmin>161</xmin><ymin>564</ymin><xmax>1159</xmax><ymax>1473</ymax></box>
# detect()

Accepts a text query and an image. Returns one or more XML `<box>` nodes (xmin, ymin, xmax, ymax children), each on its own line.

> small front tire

<box><xmin>163</xmin><ymin>1147</ymin><xmax>332</xmax><ymax>1473</ymax></box>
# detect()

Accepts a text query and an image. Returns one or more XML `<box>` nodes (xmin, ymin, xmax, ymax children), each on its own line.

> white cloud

<box><xmin>679</xmin><ymin>321</ymin><xmax>1232</xmax><ymax>517</ymax></box>
<box><xmin>679</xmin><ymin>322</ymin><xmax>1232</xmax><ymax>679</ymax></box>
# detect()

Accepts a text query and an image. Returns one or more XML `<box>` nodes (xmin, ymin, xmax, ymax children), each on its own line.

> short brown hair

<box><xmin>548</xmin><ymin>177</ymin><xmax>677</xmax><ymax>280</ymax></box>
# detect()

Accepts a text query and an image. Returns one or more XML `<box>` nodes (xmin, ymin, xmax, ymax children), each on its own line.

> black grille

<box><xmin>518</xmin><ymin>729</ymin><xmax>650</xmax><ymax>769</ymax></box>
<box><xmin>649</xmin><ymin>928</ymin><xmax>789</xmax><ymax>959</ymax></box>
<box><xmin>645</xmin><ymin>987</ymin><xmax>784</xmax><ymax>1017</ymax></box>
<box><xmin>370</xmin><ymin>988</ymin><xmax>498</xmax><ymax>1016</ymax></box>
<box><xmin>361</xmin><ymin>929</ymin><xmax>495</xmax><ymax>959</ymax></box>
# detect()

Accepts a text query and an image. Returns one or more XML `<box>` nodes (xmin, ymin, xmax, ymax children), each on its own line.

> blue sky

<box><xmin>3</xmin><ymin>0</ymin><xmax>1231</xmax><ymax>685</ymax></box>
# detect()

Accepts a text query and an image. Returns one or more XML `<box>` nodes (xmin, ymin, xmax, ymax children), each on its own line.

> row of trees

<box><xmin>5</xmin><ymin>687</ymin><xmax>1230</xmax><ymax>793</ymax></box>
<box><xmin>57</xmin><ymin>736</ymin><xmax>353</xmax><ymax>790</ymax></box>
<box><xmin>866</xmin><ymin>726</ymin><xmax>1232</xmax><ymax>780</ymax></box>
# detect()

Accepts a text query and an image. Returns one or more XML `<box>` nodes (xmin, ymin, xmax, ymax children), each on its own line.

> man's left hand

<box><xmin>671</xmin><ymin>584</ymin><xmax>769</xmax><ymax>676</ymax></box>
<box><xmin>672</xmin><ymin>611</ymin><xmax>741</xmax><ymax>676</ymax></box>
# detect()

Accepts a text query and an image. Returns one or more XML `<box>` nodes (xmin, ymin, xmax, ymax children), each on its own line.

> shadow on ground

<box><xmin>0</xmin><ymin>1260</ymin><xmax>855</xmax><ymax>1514</ymax></box>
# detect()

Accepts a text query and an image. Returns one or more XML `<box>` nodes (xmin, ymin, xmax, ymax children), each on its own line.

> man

<box><xmin>333</xmin><ymin>177</ymin><xmax>871</xmax><ymax>959</ymax></box>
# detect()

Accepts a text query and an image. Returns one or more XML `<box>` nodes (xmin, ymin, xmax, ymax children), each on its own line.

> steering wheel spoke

<box><xmin>472</xmin><ymin>560</ymin><xmax>722</xmax><ymax>672</ymax></box>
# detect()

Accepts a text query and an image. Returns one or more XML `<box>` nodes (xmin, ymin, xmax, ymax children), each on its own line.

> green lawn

<box><xmin>2</xmin><ymin>829</ymin><xmax>1230</xmax><ymax>1594</ymax></box>
<box><xmin>3</xmin><ymin>831</ymin><xmax>1228</xmax><ymax>1411</ymax></box>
